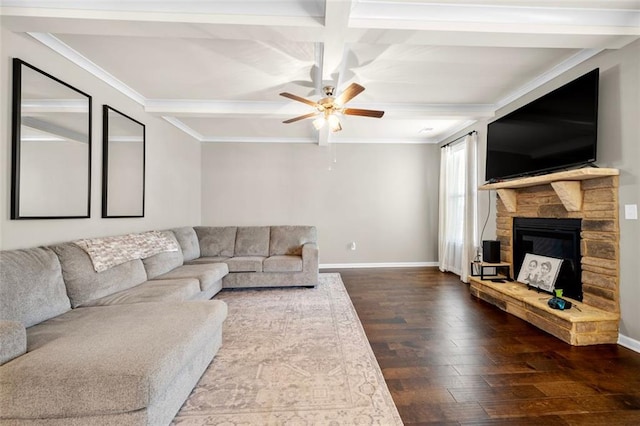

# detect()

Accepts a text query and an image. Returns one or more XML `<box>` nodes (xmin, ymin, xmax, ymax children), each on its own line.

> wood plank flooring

<box><xmin>326</xmin><ymin>267</ymin><xmax>640</xmax><ymax>425</ymax></box>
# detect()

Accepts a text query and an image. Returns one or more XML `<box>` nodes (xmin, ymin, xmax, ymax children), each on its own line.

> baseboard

<box><xmin>618</xmin><ymin>334</ymin><xmax>640</xmax><ymax>353</ymax></box>
<box><xmin>320</xmin><ymin>262</ymin><xmax>438</xmax><ymax>269</ymax></box>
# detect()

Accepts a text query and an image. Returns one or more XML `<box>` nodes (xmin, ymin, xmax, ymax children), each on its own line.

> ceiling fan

<box><xmin>280</xmin><ymin>83</ymin><xmax>384</xmax><ymax>132</ymax></box>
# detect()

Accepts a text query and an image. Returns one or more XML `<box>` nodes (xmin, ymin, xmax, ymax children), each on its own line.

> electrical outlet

<box><xmin>624</xmin><ymin>204</ymin><xmax>638</xmax><ymax>220</ymax></box>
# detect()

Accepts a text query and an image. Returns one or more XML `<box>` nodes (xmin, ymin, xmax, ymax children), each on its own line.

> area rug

<box><xmin>173</xmin><ymin>273</ymin><xmax>403</xmax><ymax>425</ymax></box>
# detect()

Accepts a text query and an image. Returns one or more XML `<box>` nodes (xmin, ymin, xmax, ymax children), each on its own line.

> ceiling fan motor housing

<box><xmin>322</xmin><ymin>86</ymin><xmax>335</xmax><ymax>97</ymax></box>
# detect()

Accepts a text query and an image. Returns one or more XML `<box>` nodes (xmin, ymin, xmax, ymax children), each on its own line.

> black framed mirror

<box><xmin>11</xmin><ymin>58</ymin><xmax>92</xmax><ymax>219</ymax></box>
<box><xmin>102</xmin><ymin>105</ymin><xmax>145</xmax><ymax>218</ymax></box>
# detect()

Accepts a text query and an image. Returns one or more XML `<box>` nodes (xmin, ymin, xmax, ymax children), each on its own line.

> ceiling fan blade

<box><xmin>335</xmin><ymin>83</ymin><xmax>365</xmax><ymax>106</ymax></box>
<box><xmin>279</xmin><ymin>92</ymin><xmax>319</xmax><ymax>108</ymax></box>
<box><xmin>343</xmin><ymin>108</ymin><xmax>385</xmax><ymax>118</ymax></box>
<box><xmin>282</xmin><ymin>112</ymin><xmax>319</xmax><ymax>124</ymax></box>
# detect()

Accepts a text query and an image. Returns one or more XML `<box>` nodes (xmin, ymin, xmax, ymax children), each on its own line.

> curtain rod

<box><xmin>440</xmin><ymin>130</ymin><xmax>477</xmax><ymax>149</ymax></box>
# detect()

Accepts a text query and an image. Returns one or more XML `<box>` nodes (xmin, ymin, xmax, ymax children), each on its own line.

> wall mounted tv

<box><xmin>485</xmin><ymin>68</ymin><xmax>599</xmax><ymax>182</ymax></box>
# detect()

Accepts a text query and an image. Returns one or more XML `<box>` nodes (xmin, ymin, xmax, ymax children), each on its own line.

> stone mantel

<box><xmin>471</xmin><ymin>168</ymin><xmax>620</xmax><ymax>345</ymax></box>
<box><xmin>479</xmin><ymin>168</ymin><xmax>620</xmax><ymax>212</ymax></box>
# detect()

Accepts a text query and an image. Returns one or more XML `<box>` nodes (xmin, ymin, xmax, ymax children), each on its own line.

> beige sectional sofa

<box><xmin>182</xmin><ymin>225</ymin><xmax>318</xmax><ymax>288</ymax></box>
<box><xmin>0</xmin><ymin>225</ymin><xmax>318</xmax><ymax>425</ymax></box>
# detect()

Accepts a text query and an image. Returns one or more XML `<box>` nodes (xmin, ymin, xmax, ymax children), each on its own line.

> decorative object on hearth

<box><xmin>517</xmin><ymin>253</ymin><xmax>563</xmax><ymax>293</ymax></box>
<box><xmin>482</xmin><ymin>240</ymin><xmax>501</xmax><ymax>263</ymax></box>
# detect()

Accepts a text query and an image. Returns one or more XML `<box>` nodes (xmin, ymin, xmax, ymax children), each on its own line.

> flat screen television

<box><xmin>485</xmin><ymin>68</ymin><xmax>599</xmax><ymax>182</ymax></box>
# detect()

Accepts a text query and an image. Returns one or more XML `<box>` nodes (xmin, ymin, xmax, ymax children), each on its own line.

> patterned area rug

<box><xmin>173</xmin><ymin>273</ymin><xmax>403</xmax><ymax>425</ymax></box>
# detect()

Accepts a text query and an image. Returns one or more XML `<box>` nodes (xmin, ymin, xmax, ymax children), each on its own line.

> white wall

<box><xmin>201</xmin><ymin>142</ymin><xmax>440</xmax><ymax>265</ymax></box>
<box><xmin>0</xmin><ymin>27</ymin><xmax>201</xmax><ymax>249</ymax></box>
<box><xmin>444</xmin><ymin>39</ymin><xmax>640</xmax><ymax>343</ymax></box>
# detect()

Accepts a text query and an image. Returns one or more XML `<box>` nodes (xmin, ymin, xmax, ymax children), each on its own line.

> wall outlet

<box><xmin>348</xmin><ymin>241</ymin><xmax>356</xmax><ymax>250</ymax></box>
<box><xmin>625</xmin><ymin>204</ymin><xmax>638</xmax><ymax>220</ymax></box>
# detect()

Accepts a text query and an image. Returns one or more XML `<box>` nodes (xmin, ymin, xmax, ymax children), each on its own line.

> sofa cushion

<box><xmin>226</xmin><ymin>256</ymin><xmax>265</xmax><ymax>272</ymax></box>
<box><xmin>195</xmin><ymin>226</ymin><xmax>237</xmax><ymax>257</ymax></box>
<box><xmin>171</xmin><ymin>227</ymin><xmax>200</xmax><ymax>261</ymax></box>
<box><xmin>142</xmin><ymin>231</ymin><xmax>184</xmax><ymax>279</ymax></box>
<box><xmin>0</xmin><ymin>321</ymin><xmax>27</xmax><ymax>366</ymax></box>
<box><xmin>0</xmin><ymin>247</ymin><xmax>71</xmax><ymax>327</ymax></box>
<box><xmin>263</xmin><ymin>255</ymin><xmax>303</xmax><ymax>272</ymax></box>
<box><xmin>269</xmin><ymin>226</ymin><xmax>317</xmax><ymax>256</ymax></box>
<box><xmin>51</xmin><ymin>243</ymin><xmax>148</xmax><ymax>308</ymax></box>
<box><xmin>0</xmin><ymin>301</ymin><xmax>227</xmax><ymax>419</ymax></box>
<box><xmin>83</xmin><ymin>278</ymin><xmax>201</xmax><ymax>306</ymax></box>
<box><xmin>153</xmin><ymin>264</ymin><xmax>229</xmax><ymax>292</ymax></box>
<box><xmin>185</xmin><ymin>256</ymin><xmax>229</xmax><ymax>265</ymax></box>
<box><xmin>235</xmin><ymin>226</ymin><xmax>270</xmax><ymax>257</ymax></box>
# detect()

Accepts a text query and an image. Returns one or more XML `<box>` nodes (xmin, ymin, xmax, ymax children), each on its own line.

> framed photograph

<box><xmin>516</xmin><ymin>253</ymin><xmax>563</xmax><ymax>293</ymax></box>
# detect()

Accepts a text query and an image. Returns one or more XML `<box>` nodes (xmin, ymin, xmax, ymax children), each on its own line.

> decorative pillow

<box><xmin>269</xmin><ymin>226</ymin><xmax>317</xmax><ymax>256</ymax></box>
<box><xmin>195</xmin><ymin>227</ymin><xmax>237</xmax><ymax>257</ymax></box>
<box><xmin>0</xmin><ymin>247</ymin><xmax>71</xmax><ymax>327</ymax></box>
<box><xmin>235</xmin><ymin>227</ymin><xmax>270</xmax><ymax>257</ymax></box>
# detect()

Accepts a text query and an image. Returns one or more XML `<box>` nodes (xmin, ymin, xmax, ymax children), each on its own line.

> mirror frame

<box><xmin>102</xmin><ymin>105</ymin><xmax>146</xmax><ymax>218</ymax></box>
<box><xmin>11</xmin><ymin>58</ymin><xmax>92</xmax><ymax>220</ymax></box>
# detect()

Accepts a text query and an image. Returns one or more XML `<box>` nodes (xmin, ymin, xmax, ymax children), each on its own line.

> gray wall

<box><xmin>200</xmin><ymin>143</ymin><xmax>440</xmax><ymax>265</ymax></box>
<box><xmin>0</xmin><ymin>27</ymin><xmax>202</xmax><ymax>249</ymax></box>
<box><xmin>444</xmin><ymin>39</ymin><xmax>640</xmax><ymax>342</ymax></box>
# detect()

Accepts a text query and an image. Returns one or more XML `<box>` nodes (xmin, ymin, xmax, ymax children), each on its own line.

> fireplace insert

<box><xmin>513</xmin><ymin>217</ymin><xmax>582</xmax><ymax>301</ymax></box>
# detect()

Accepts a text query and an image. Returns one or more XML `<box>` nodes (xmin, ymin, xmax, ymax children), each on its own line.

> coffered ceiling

<box><xmin>2</xmin><ymin>1</ymin><xmax>639</xmax><ymax>145</ymax></box>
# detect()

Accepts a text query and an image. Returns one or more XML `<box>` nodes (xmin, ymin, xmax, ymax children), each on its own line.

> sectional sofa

<box><xmin>0</xmin><ymin>225</ymin><xmax>318</xmax><ymax>425</ymax></box>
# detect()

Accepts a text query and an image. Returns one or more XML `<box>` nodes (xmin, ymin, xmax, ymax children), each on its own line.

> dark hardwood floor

<box><xmin>326</xmin><ymin>267</ymin><xmax>640</xmax><ymax>425</ymax></box>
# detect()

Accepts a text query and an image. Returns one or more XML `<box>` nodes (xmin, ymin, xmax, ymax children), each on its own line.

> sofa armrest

<box><xmin>302</xmin><ymin>242</ymin><xmax>319</xmax><ymax>272</ymax></box>
<box><xmin>0</xmin><ymin>321</ymin><xmax>27</xmax><ymax>365</ymax></box>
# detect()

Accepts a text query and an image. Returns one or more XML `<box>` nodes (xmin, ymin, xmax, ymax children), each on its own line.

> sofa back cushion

<box><xmin>269</xmin><ymin>226</ymin><xmax>317</xmax><ymax>256</ymax></box>
<box><xmin>142</xmin><ymin>231</ymin><xmax>184</xmax><ymax>279</ymax></box>
<box><xmin>51</xmin><ymin>243</ymin><xmax>147</xmax><ymax>308</ymax></box>
<box><xmin>171</xmin><ymin>227</ymin><xmax>200</xmax><ymax>261</ymax></box>
<box><xmin>235</xmin><ymin>226</ymin><xmax>270</xmax><ymax>257</ymax></box>
<box><xmin>0</xmin><ymin>247</ymin><xmax>71</xmax><ymax>327</ymax></box>
<box><xmin>195</xmin><ymin>226</ymin><xmax>237</xmax><ymax>257</ymax></box>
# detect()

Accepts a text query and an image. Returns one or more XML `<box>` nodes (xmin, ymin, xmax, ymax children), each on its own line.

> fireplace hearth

<box><xmin>513</xmin><ymin>217</ymin><xmax>582</xmax><ymax>301</ymax></box>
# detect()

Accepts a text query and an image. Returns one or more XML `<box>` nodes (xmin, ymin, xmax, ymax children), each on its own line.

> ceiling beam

<box><xmin>145</xmin><ymin>99</ymin><xmax>494</xmax><ymax>119</ymax></box>
<box><xmin>349</xmin><ymin>2</ymin><xmax>640</xmax><ymax>35</ymax></box>
<box><xmin>321</xmin><ymin>0</ymin><xmax>353</xmax><ymax>84</ymax></box>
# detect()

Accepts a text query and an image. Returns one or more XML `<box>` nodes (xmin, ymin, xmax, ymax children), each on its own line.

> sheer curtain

<box><xmin>438</xmin><ymin>132</ymin><xmax>478</xmax><ymax>282</ymax></box>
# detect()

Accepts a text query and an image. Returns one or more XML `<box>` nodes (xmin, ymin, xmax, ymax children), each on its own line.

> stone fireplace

<box><xmin>470</xmin><ymin>168</ymin><xmax>620</xmax><ymax>345</ymax></box>
<box><xmin>495</xmin><ymin>174</ymin><xmax>620</xmax><ymax>313</ymax></box>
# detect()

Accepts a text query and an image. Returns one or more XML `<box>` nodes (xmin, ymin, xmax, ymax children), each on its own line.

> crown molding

<box><xmin>161</xmin><ymin>116</ymin><xmax>204</xmax><ymax>141</ymax></box>
<box><xmin>495</xmin><ymin>48</ymin><xmax>604</xmax><ymax>110</ymax></box>
<box><xmin>27</xmin><ymin>32</ymin><xmax>147</xmax><ymax>105</ymax></box>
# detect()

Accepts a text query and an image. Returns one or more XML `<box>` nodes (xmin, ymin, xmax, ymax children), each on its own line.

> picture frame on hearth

<box><xmin>516</xmin><ymin>253</ymin><xmax>563</xmax><ymax>293</ymax></box>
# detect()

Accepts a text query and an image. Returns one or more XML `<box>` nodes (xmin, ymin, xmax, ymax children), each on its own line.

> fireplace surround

<box><xmin>470</xmin><ymin>168</ymin><xmax>620</xmax><ymax>345</ymax></box>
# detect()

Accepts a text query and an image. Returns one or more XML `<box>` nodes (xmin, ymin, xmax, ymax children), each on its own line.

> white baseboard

<box><xmin>320</xmin><ymin>262</ymin><xmax>438</xmax><ymax>269</ymax></box>
<box><xmin>618</xmin><ymin>334</ymin><xmax>640</xmax><ymax>353</ymax></box>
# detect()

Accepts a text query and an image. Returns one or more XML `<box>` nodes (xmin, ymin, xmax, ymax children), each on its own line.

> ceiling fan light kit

<box><xmin>280</xmin><ymin>83</ymin><xmax>384</xmax><ymax>132</ymax></box>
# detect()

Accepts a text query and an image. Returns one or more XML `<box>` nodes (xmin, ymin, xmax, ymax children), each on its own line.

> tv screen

<box><xmin>485</xmin><ymin>68</ymin><xmax>599</xmax><ymax>182</ymax></box>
